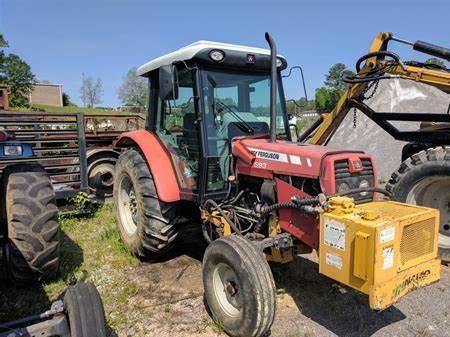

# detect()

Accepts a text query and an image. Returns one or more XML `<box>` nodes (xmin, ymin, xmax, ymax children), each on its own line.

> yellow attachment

<box><xmin>327</xmin><ymin>196</ymin><xmax>355</xmax><ymax>215</ymax></box>
<box><xmin>319</xmin><ymin>200</ymin><xmax>440</xmax><ymax>310</ymax></box>
<box><xmin>201</xmin><ymin>209</ymin><xmax>232</xmax><ymax>236</ymax></box>
<box><xmin>265</xmin><ymin>215</ymin><xmax>294</xmax><ymax>264</ymax></box>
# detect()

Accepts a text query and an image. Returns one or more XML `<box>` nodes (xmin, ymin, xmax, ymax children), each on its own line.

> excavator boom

<box><xmin>308</xmin><ymin>32</ymin><xmax>450</xmax><ymax>145</ymax></box>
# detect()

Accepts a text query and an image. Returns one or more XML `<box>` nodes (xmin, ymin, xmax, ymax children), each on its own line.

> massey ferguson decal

<box><xmin>247</xmin><ymin>148</ymin><xmax>289</xmax><ymax>163</ymax></box>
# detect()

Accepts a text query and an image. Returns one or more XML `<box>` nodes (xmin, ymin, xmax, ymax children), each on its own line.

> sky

<box><xmin>1</xmin><ymin>0</ymin><xmax>449</xmax><ymax>107</ymax></box>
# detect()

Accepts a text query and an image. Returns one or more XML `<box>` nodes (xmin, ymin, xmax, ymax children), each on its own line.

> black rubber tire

<box><xmin>5</xmin><ymin>168</ymin><xmax>59</xmax><ymax>285</ymax></box>
<box><xmin>113</xmin><ymin>149</ymin><xmax>179</xmax><ymax>258</ymax></box>
<box><xmin>386</xmin><ymin>146</ymin><xmax>450</xmax><ymax>264</ymax></box>
<box><xmin>202</xmin><ymin>235</ymin><xmax>276</xmax><ymax>337</ymax></box>
<box><xmin>64</xmin><ymin>281</ymin><xmax>106</xmax><ymax>337</ymax></box>
<box><xmin>87</xmin><ymin>151</ymin><xmax>118</xmax><ymax>199</ymax></box>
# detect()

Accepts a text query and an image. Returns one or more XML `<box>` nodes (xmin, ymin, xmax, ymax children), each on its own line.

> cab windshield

<box><xmin>200</xmin><ymin>68</ymin><xmax>287</xmax><ymax>192</ymax></box>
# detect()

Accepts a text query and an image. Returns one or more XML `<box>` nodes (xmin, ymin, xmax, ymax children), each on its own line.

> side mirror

<box><xmin>282</xmin><ymin>66</ymin><xmax>308</xmax><ymax>107</ymax></box>
<box><xmin>159</xmin><ymin>65</ymin><xmax>179</xmax><ymax>101</ymax></box>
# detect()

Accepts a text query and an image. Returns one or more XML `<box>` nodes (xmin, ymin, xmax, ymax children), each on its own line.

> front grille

<box><xmin>400</xmin><ymin>218</ymin><xmax>435</xmax><ymax>266</ymax></box>
<box><xmin>334</xmin><ymin>158</ymin><xmax>374</xmax><ymax>203</ymax></box>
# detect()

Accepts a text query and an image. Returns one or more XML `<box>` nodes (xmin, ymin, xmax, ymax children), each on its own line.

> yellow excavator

<box><xmin>299</xmin><ymin>32</ymin><xmax>450</xmax><ymax>263</ymax></box>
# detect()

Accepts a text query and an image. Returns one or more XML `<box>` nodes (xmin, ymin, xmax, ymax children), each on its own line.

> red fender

<box><xmin>116</xmin><ymin>130</ymin><xmax>180</xmax><ymax>203</ymax></box>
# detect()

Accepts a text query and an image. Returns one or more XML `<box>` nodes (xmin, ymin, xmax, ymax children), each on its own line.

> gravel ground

<box><xmin>1</xmin><ymin>212</ymin><xmax>448</xmax><ymax>337</ymax></box>
<box><xmin>112</xmin><ymin>229</ymin><xmax>450</xmax><ymax>337</ymax></box>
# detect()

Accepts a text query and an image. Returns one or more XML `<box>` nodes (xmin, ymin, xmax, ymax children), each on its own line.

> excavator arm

<box><xmin>307</xmin><ymin>32</ymin><xmax>450</xmax><ymax>145</ymax></box>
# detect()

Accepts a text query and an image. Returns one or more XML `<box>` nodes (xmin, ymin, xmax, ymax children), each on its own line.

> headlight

<box><xmin>209</xmin><ymin>50</ymin><xmax>225</xmax><ymax>62</ymax></box>
<box><xmin>337</xmin><ymin>182</ymin><xmax>350</xmax><ymax>194</ymax></box>
<box><xmin>359</xmin><ymin>179</ymin><xmax>370</xmax><ymax>196</ymax></box>
<box><xmin>4</xmin><ymin>145</ymin><xmax>23</xmax><ymax>156</ymax></box>
<box><xmin>276</xmin><ymin>58</ymin><xmax>283</xmax><ymax>67</ymax></box>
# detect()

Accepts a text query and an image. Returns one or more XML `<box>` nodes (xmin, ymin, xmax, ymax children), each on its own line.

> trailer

<box><xmin>0</xmin><ymin>111</ymin><xmax>145</xmax><ymax>200</ymax></box>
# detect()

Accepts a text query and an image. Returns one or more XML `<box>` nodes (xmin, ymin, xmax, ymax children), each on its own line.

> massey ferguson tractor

<box><xmin>114</xmin><ymin>33</ymin><xmax>441</xmax><ymax>337</ymax></box>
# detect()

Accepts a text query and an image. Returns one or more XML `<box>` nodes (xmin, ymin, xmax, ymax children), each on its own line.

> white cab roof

<box><xmin>137</xmin><ymin>40</ymin><xmax>284</xmax><ymax>76</ymax></box>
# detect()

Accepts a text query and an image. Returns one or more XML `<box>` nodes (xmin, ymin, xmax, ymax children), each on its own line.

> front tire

<box><xmin>113</xmin><ymin>149</ymin><xmax>179</xmax><ymax>259</ymax></box>
<box><xmin>203</xmin><ymin>235</ymin><xmax>276</xmax><ymax>337</ymax></box>
<box><xmin>5</xmin><ymin>169</ymin><xmax>59</xmax><ymax>285</ymax></box>
<box><xmin>386</xmin><ymin>146</ymin><xmax>450</xmax><ymax>264</ymax></box>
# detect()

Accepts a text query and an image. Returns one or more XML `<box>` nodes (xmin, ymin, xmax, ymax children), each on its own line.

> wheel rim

<box><xmin>406</xmin><ymin>176</ymin><xmax>450</xmax><ymax>249</ymax></box>
<box><xmin>88</xmin><ymin>159</ymin><xmax>116</xmax><ymax>197</ymax></box>
<box><xmin>212</xmin><ymin>263</ymin><xmax>243</xmax><ymax>318</ymax></box>
<box><xmin>118</xmin><ymin>173</ymin><xmax>138</xmax><ymax>236</ymax></box>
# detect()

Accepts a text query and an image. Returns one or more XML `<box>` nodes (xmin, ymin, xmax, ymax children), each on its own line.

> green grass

<box><xmin>0</xmin><ymin>204</ymin><xmax>139</xmax><ymax>330</ymax></box>
<box><xmin>11</xmin><ymin>104</ymin><xmax>142</xmax><ymax>116</ymax></box>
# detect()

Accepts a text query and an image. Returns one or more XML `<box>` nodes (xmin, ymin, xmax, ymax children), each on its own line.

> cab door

<box><xmin>154</xmin><ymin>67</ymin><xmax>201</xmax><ymax>198</ymax></box>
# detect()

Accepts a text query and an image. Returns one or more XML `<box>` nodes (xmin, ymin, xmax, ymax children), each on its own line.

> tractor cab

<box><xmin>137</xmin><ymin>41</ymin><xmax>290</xmax><ymax>200</ymax></box>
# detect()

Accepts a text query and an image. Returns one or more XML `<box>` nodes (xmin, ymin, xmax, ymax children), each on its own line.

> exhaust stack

<box><xmin>265</xmin><ymin>32</ymin><xmax>277</xmax><ymax>143</ymax></box>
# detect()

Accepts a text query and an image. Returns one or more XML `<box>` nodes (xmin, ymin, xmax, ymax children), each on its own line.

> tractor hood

<box><xmin>232</xmin><ymin>138</ymin><xmax>362</xmax><ymax>179</ymax></box>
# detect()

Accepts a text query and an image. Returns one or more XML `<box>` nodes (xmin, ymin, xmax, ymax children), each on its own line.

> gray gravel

<box><xmin>271</xmin><ymin>254</ymin><xmax>449</xmax><ymax>337</ymax></box>
<box><xmin>328</xmin><ymin>79</ymin><xmax>450</xmax><ymax>181</ymax></box>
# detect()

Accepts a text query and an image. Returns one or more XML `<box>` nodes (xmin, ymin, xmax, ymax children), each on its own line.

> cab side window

<box><xmin>155</xmin><ymin>68</ymin><xmax>200</xmax><ymax>191</ymax></box>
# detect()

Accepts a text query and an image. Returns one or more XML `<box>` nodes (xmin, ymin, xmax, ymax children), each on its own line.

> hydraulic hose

<box><xmin>355</xmin><ymin>51</ymin><xmax>403</xmax><ymax>73</ymax></box>
<box><xmin>342</xmin><ymin>51</ymin><xmax>404</xmax><ymax>84</ymax></box>
<box><xmin>259</xmin><ymin>187</ymin><xmax>391</xmax><ymax>218</ymax></box>
<box><xmin>202</xmin><ymin>222</ymin><xmax>213</xmax><ymax>244</ymax></box>
<box><xmin>204</xmin><ymin>199</ymin><xmax>242</xmax><ymax>235</ymax></box>
<box><xmin>260</xmin><ymin>201</ymin><xmax>320</xmax><ymax>218</ymax></box>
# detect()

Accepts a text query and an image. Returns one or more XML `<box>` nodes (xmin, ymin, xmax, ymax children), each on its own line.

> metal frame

<box><xmin>0</xmin><ymin>300</ymin><xmax>70</xmax><ymax>337</ymax></box>
<box><xmin>0</xmin><ymin>111</ymin><xmax>145</xmax><ymax>200</ymax></box>
<box><xmin>0</xmin><ymin>112</ymin><xmax>88</xmax><ymax>199</ymax></box>
<box><xmin>310</xmin><ymin>31</ymin><xmax>450</xmax><ymax>146</ymax></box>
<box><xmin>349</xmin><ymin>99</ymin><xmax>450</xmax><ymax>144</ymax></box>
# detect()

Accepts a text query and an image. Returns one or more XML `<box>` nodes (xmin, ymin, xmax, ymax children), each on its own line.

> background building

<box><xmin>29</xmin><ymin>83</ymin><xmax>63</xmax><ymax>107</ymax></box>
<box><xmin>0</xmin><ymin>85</ymin><xmax>9</xmax><ymax>110</ymax></box>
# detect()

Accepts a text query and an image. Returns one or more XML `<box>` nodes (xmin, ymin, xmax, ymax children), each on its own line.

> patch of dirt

<box><xmin>2</xmin><ymin>213</ymin><xmax>448</xmax><ymax>337</ymax></box>
<box><xmin>112</xmin><ymin>229</ymin><xmax>450</xmax><ymax>337</ymax></box>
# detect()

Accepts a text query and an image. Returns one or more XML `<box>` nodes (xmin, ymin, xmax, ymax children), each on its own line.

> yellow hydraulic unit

<box><xmin>319</xmin><ymin>197</ymin><xmax>441</xmax><ymax>310</ymax></box>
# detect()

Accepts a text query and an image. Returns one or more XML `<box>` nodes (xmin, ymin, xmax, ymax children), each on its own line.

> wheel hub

<box><xmin>118</xmin><ymin>174</ymin><xmax>138</xmax><ymax>236</ymax></box>
<box><xmin>212</xmin><ymin>263</ymin><xmax>242</xmax><ymax>318</ymax></box>
<box><xmin>129</xmin><ymin>188</ymin><xmax>138</xmax><ymax>224</ymax></box>
<box><xmin>88</xmin><ymin>159</ymin><xmax>116</xmax><ymax>197</ymax></box>
<box><xmin>225</xmin><ymin>281</ymin><xmax>238</xmax><ymax>296</ymax></box>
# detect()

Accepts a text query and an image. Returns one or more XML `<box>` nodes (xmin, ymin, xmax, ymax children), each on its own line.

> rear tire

<box><xmin>386</xmin><ymin>146</ymin><xmax>450</xmax><ymax>264</ymax></box>
<box><xmin>5</xmin><ymin>168</ymin><xmax>59</xmax><ymax>285</ymax></box>
<box><xmin>203</xmin><ymin>235</ymin><xmax>276</xmax><ymax>337</ymax></box>
<box><xmin>113</xmin><ymin>149</ymin><xmax>179</xmax><ymax>259</ymax></box>
<box><xmin>64</xmin><ymin>281</ymin><xmax>106</xmax><ymax>337</ymax></box>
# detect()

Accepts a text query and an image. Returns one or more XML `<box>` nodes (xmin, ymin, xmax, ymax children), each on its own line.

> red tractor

<box><xmin>114</xmin><ymin>34</ymin><xmax>441</xmax><ymax>337</ymax></box>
